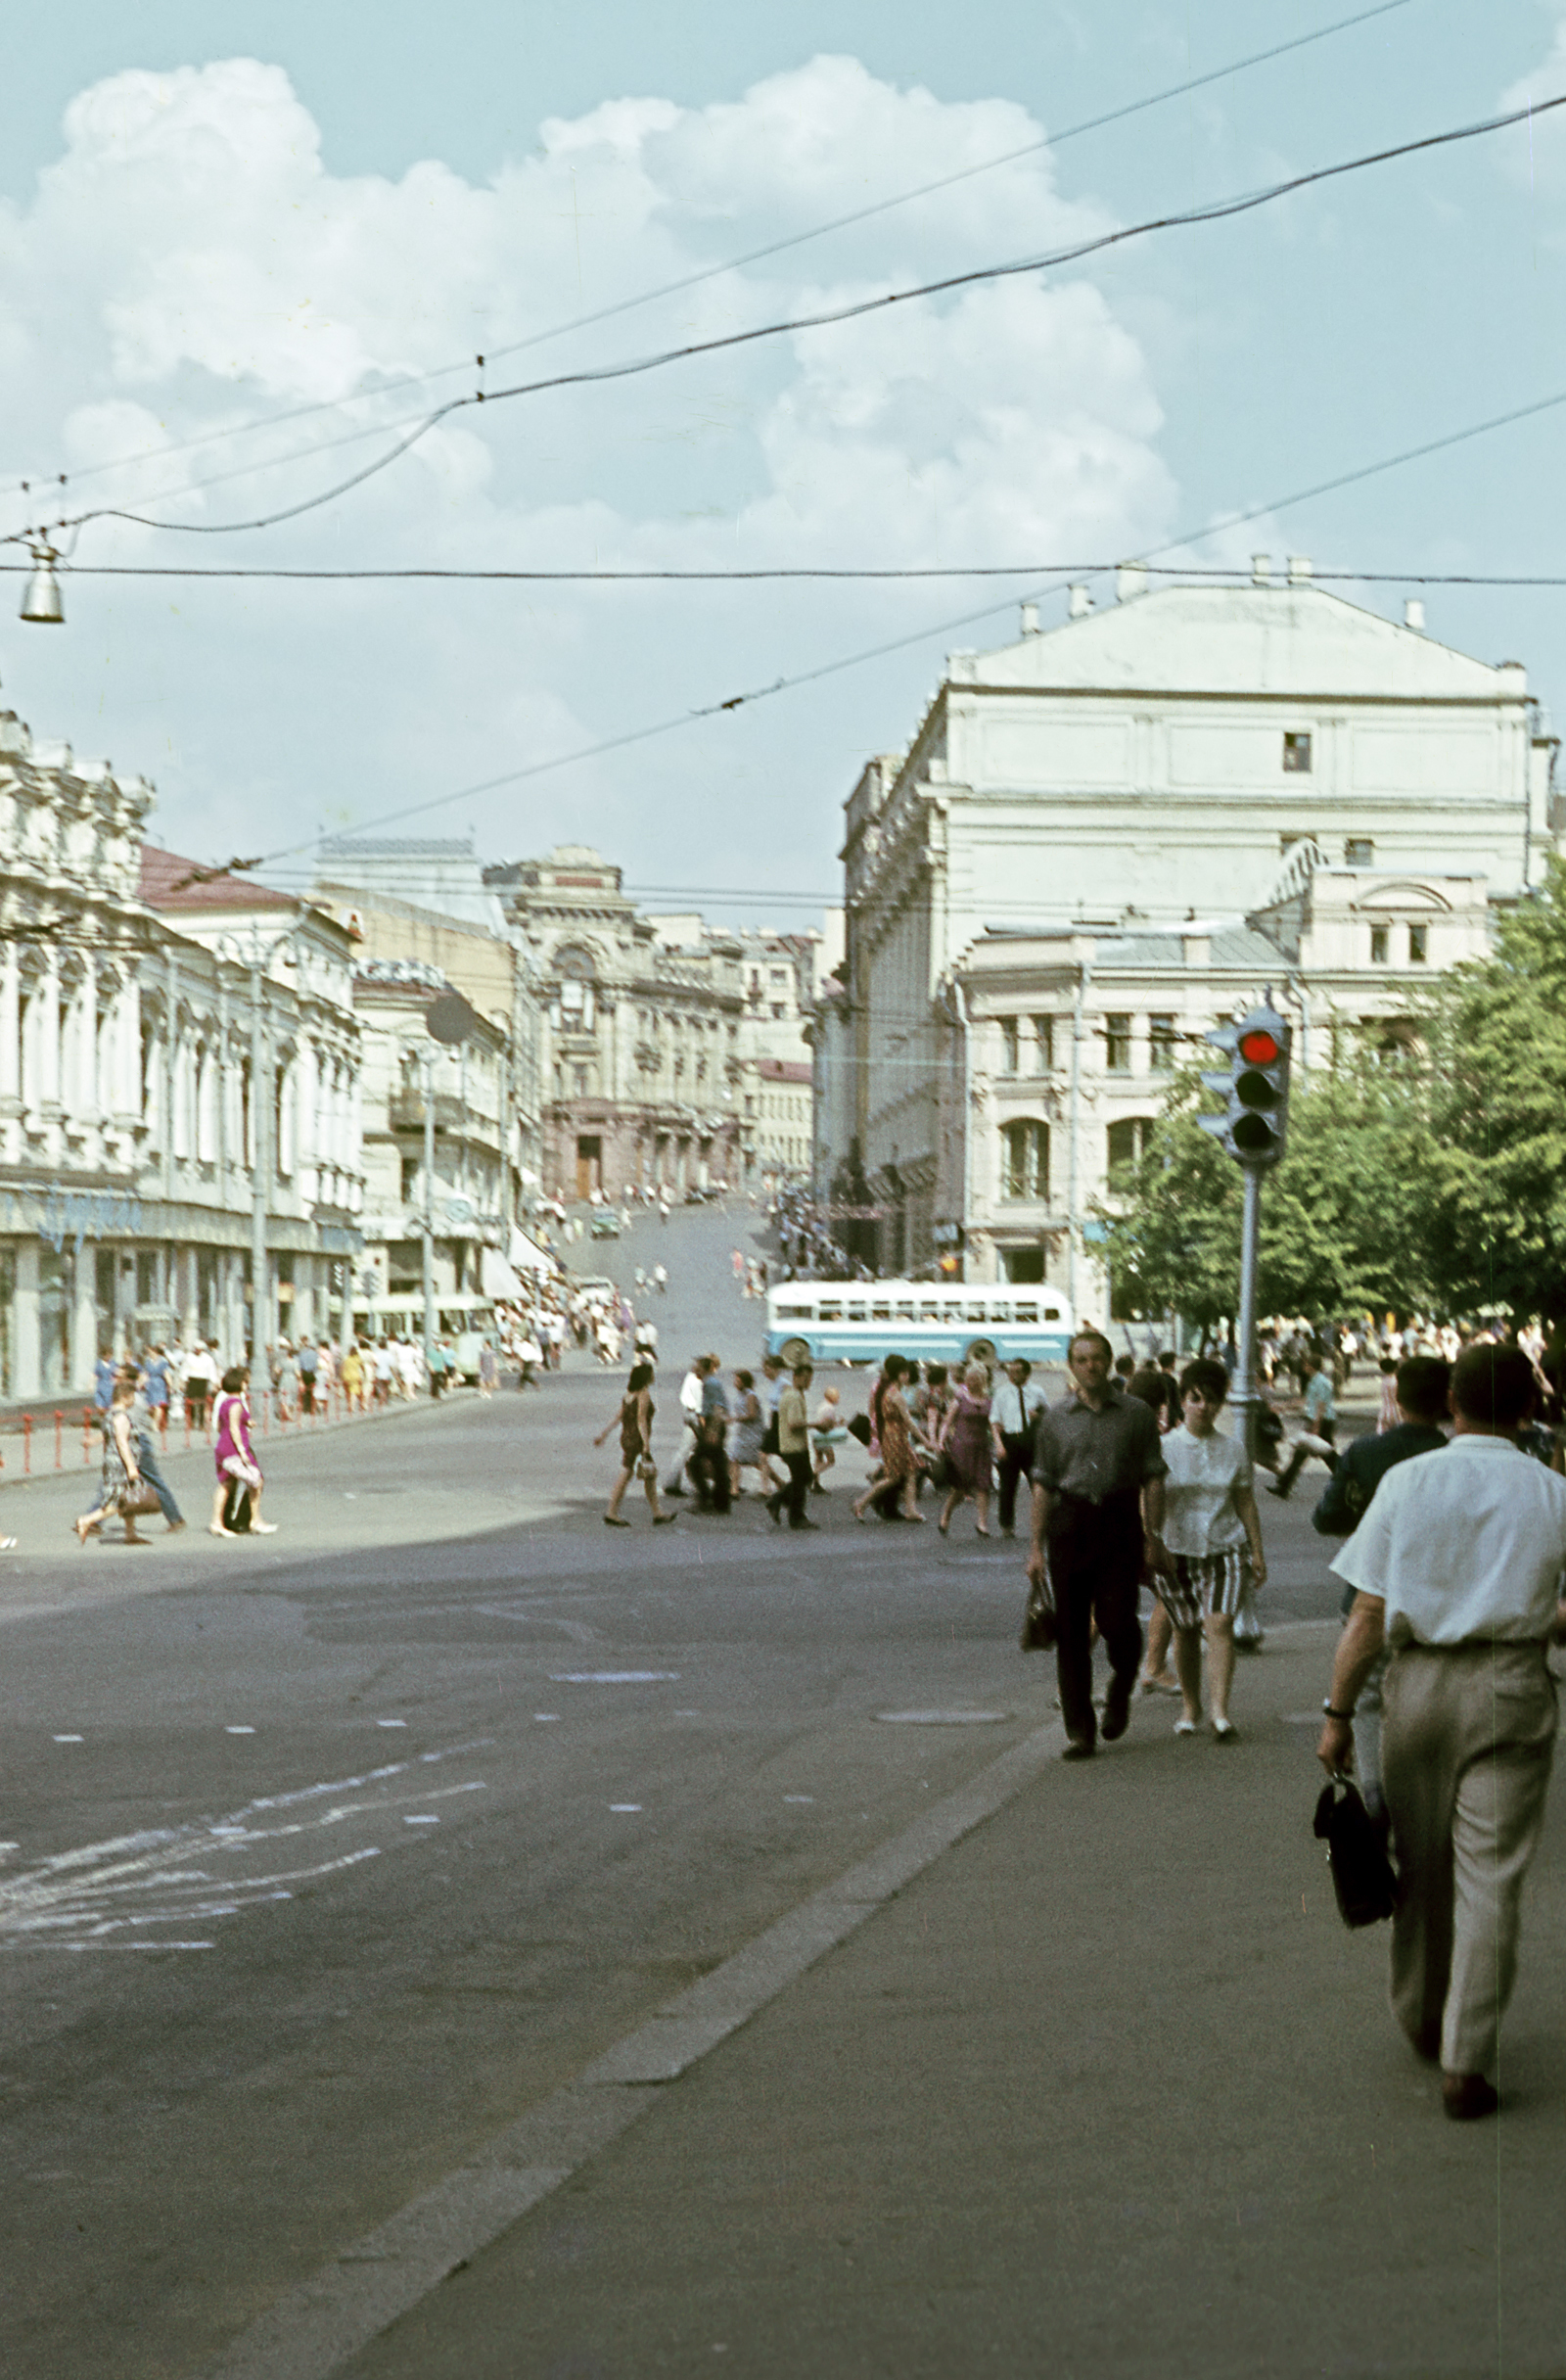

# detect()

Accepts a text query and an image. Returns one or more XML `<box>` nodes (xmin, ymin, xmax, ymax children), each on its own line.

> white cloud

<box><xmin>0</xmin><ymin>53</ymin><xmax>1176</xmax><ymax>897</ymax></box>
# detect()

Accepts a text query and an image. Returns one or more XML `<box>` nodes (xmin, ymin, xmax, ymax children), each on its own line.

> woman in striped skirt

<box><xmin>1160</xmin><ymin>1357</ymin><xmax>1267</xmax><ymax>1743</ymax></box>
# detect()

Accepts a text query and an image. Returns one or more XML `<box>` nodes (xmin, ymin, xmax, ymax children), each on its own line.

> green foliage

<box><xmin>1423</xmin><ymin>855</ymin><xmax>1566</xmax><ymax>1321</ymax></box>
<box><xmin>1096</xmin><ymin>1053</ymin><xmax>1440</xmax><ymax>1325</ymax></box>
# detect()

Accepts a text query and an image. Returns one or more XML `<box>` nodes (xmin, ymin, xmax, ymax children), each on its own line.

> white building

<box><xmin>0</xmin><ymin>701</ymin><xmax>364</xmax><ymax>1395</ymax></box>
<box><xmin>832</xmin><ymin>565</ymin><xmax>1559</xmax><ymax>1299</ymax></box>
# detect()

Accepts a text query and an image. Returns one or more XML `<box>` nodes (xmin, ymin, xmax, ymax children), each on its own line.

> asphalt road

<box><xmin>1</xmin><ymin>1203</ymin><xmax>1353</xmax><ymax>2380</ymax></box>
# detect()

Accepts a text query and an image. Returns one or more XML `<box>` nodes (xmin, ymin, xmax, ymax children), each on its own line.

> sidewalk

<box><xmin>331</xmin><ymin>1624</ymin><xmax>1565</xmax><ymax>2380</ymax></box>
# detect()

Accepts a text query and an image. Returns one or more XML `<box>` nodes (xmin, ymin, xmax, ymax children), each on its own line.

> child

<box><xmin>811</xmin><ymin>1384</ymin><xmax>847</xmax><ymax>1491</ymax></box>
<box><xmin>1159</xmin><ymin>1358</ymin><xmax>1267</xmax><ymax>1742</ymax></box>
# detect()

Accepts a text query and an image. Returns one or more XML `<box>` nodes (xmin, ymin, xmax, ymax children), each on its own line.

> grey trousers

<box><xmin>1381</xmin><ymin>1641</ymin><xmax>1557</xmax><ymax>2077</ymax></box>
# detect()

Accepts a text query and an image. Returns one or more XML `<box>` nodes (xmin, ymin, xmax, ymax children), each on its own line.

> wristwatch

<box><xmin>1321</xmin><ymin>1700</ymin><xmax>1356</xmax><ymax>1720</ymax></box>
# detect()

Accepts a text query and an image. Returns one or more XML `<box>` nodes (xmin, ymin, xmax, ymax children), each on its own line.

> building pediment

<box><xmin>1351</xmin><ymin>881</ymin><xmax>1455</xmax><ymax>911</ymax></box>
<box><xmin>965</xmin><ymin>581</ymin><xmax>1517</xmax><ymax>702</ymax></box>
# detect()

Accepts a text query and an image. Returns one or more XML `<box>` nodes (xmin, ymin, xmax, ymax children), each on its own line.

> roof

<box><xmin>964</xmin><ymin>582</ymin><xmax>1517</xmax><ymax>701</ymax></box>
<box><xmin>140</xmin><ymin>846</ymin><xmax>294</xmax><ymax>912</ymax></box>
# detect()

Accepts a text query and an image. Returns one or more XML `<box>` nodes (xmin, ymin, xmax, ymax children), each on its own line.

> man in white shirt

<box><xmin>990</xmin><ymin>1358</ymin><xmax>1045</xmax><ymax>1539</ymax></box>
<box><xmin>663</xmin><ymin>1358</ymin><xmax>708</xmax><ymax>1497</ymax></box>
<box><xmin>1321</xmin><ymin>1343</ymin><xmax>1566</xmax><ymax>2120</ymax></box>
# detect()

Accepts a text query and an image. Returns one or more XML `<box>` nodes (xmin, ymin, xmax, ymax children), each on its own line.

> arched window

<box><xmin>1001</xmin><ymin>1119</ymin><xmax>1049</xmax><ymax>1201</ymax></box>
<box><xmin>554</xmin><ymin>945</ymin><xmax>596</xmax><ymax>1034</ymax></box>
<box><xmin>1106</xmin><ymin>1117</ymin><xmax>1152</xmax><ymax>1178</ymax></box>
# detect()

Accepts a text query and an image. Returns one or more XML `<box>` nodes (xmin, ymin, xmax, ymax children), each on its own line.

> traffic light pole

<box><xmin>1231</xmin><ymin>1161</ymin><xmax>1264</xmax><ymax>1458</ymax></box>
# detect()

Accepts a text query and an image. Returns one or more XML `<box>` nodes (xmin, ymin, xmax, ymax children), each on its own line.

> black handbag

<box><xmin>1313</xmin><ymin>1775</ymin><xmax>1396</xmax><ymax>1929</ymax></box>
<box><xmin>1019</xmin><ymin>1575</ymin><xmax>1057</xmax><ymax>1653</ymax></box>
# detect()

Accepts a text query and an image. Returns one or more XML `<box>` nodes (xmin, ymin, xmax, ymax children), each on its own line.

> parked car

<box><xmin>589</xmin><ymin>1211</ymin><xmax>621</xmax><ymax>1238</ymax></box>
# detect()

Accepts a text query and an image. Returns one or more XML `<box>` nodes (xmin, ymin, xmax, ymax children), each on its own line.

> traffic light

<box><xmin>1198</xmin><ymin>1001</ymin><xmax>1292</xmax><ymax>1166</ymax></box>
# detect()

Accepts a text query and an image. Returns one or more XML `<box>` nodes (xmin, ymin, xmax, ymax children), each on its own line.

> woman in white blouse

<box><xmin>1160</xmin><ymin>1358</ymin><xmax>1267</xmax><ymax>1741</ymax></box>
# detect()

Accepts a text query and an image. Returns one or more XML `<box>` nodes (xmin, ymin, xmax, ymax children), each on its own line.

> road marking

<box><xmin>532</xmin><ymin>1713</ymin><xmax>561</xmax><ymax>1722</ymax></box>
<box><xmin>609</xmin><ymin>1803</ymin><xmax>642</xmax><ymax>1813</ymax></box>
<box><xmin>549</xmin><ymin>1670</ymin><xmax>680</xmax><ymax>1684</ymax></box>
<box><xmin>874</xmin><ymin>1709</ymin><xmax>1012</xmax><ymax>1725</ymax></box>
<box><xmin>193</xmin><ymin>1710</ymin><xmax>1067</xmax><ymax>2380</ymax></box>
<box><xmin>376</xmin><ymin>1720</ymin><xmax>407</xmax><ymax>1729</ymax></box>
<box><xmin>52</xmin><ymin>1734</ymin><xmax>83</xmax><ymax>1744</ymax></box>
<box><xmin>402</xmin><ymin>1816</ymin><xmax>439</xmax><ymax>1827</ymax></box>
<box><xmin>225</xmin><ymin>1726</ymin><xmax>255</xmax><ymax>1736</ymax></box>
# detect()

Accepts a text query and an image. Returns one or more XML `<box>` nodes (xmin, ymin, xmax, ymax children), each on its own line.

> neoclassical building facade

<box><xmin>825</xmin><ymin>564</ymin><xmax>1561</xmax><ymax>1301</ymax></box>
<box><xmin>0</xmin><ymin>704</ymin><xmax>363</xmax><ymax>1397</ymax></box>
<box><xmin>485</xmin><ymin>846</ymin><xmax>747</xmax><ymax>1199</ymax></box>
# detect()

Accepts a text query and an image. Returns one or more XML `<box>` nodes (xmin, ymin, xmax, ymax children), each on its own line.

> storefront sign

<box><xmin>36</xmin><ymin>1185</ymin><xmax>144</xmax><ymax>1255</ymax></box>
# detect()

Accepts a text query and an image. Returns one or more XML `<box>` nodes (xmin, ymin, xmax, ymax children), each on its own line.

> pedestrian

<box><xmin>663</xmin><ymin>1357</ymin><xmax>708</xmax><ymax>1498</ymax></box>
<box><xmin>478</xmin><ymin>1340</ymin><xmax>498</xmax><ymax>1398</ymax></box>
<box><xmin>853</xmin><ymin>1355</ymin><xmax>922</xmax><ymax>1523</ymax></box>
<box><xmin>756</xmin><ymin>1352</ymin><xmax>786</xmax><ymax>1489</ymax></box>
<box><xmin>765</xmin><ymin>1363</ymin><xmax>819</xmax><ymax>1530</ymax></box>
<box><xmin>428</xmin><ymin>1338</ymin><xmax>449</xmax><ymax>1399</ymax></box>
<box><xmin>340</xmin><ymin>1340</ymin><xmax>366</xmax><ymax>1412</ymax></box>
<box><xmin>692</xmin><ymin>1354</ymin><xmax>732</xmax><ymax>1513</ymax></box>
<box><xmin>275</xmin><ymin>1341</ymin><xmax>300</xmax><ymax>1423</ymax></box>
<box><xmin>94</xmin><ymin>1345</ymin><xmax>116</xmax><ymax>1412</ymax></box>
<box><xmin>1158</xmin><ymin>1358</ymin><xmax>1267</xmax><ymax>1742</ymax></box>
<box><xmin>1375</xmin><ymin>1356</ymin><xmax>1400</xmax><ymax>1434</ymax></box>
<box><xmin>990</xmin><ymin>1357</ymin><xmax>1045</xmax><ymax>1539</ymax></box>
<box><xmin>937</xmin><ymin>1365</ymin><xmax>994</xmax><ymax>1536</ymax></box>
<box><xmin>1026</xmin><ymin>1330</ymin><xmax>1170</xmax><ymax>1760</ymax></box>
<box><xmin>729</xmin><ymin>1369</ymin><xmax>768</xmax><ymax>1498</ymax></box>
<box><xmin>1319</xmin><ymin>1343</ymin><xmax>1566</xmax><ymax>2121</ymax></box>
<box><xmin>127</xmin><ymin>1370</ymin><xmax>186</xmax><ymax>1534</ymax></box>
<box><xmin>210</xmin><ymin>1367</ymin><xmax>276</xmax><ymax>1537</ymax></box>
<box><xmin>75</xmin><ymin>1375</ymin><xmax>155</xmax><ymax>1547</ymax></box>
<box><xmin>1312</xmin><ymin>1354</ymin><xmax>1451</xmax><ymax>1818</ymax></box>
<box><xmin>810</xmin><ymin>1385</ymin><xmax>846</xmax><ymax>1491</ymax></box>
<box><xmin>182</xmin><ymin>1340</ymin><xmax>217</xmax><ymax>1432</ymax></box>
<box><xmin>297</xmin><ymin>1336</ymin><xmax>319</xmax><ymax>1415</ymax></box>
<box><xmin>595</xmin><ymin>1361</ymin><xmax>674</xmax><ymax>1527</ymax></box>
<box><xmin>142</xmin><ymin>1343</ymin><xmax>171</xmax><ymax>1438</ymax></box>
<box><xmin>1267</xmin><ymin>1349</ymin><xmax>1339</xmax><ymax>1500</ymax></box>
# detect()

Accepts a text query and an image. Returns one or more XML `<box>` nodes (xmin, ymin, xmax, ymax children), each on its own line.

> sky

<box><xmin>4</xmin><ymin>1</ymin><xmax>1566</xmax><ymax>930</ymax></box>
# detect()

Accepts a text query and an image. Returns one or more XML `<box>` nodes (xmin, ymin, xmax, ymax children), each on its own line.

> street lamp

<box><xmin>21</xmin><ymin>541</ymin><xmax>65</xmax><ymax>625</ymax></box>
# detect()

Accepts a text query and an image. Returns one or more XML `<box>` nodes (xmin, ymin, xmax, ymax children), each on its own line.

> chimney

<box><xmin>1116</xmin><ymin>560</ymin><xmax>1147</xmax><ymax>602</ymax></box>
<box><xmin>1019</xmin><ymin>600</ymin><xmax>1040</xmax><ymax>636</ymax></box>
<box><xmin>1182</xmin><ymin>931</ymin><xmax>1211</xmax><ymax>968</ymax></box>
<box><xmin>1404</xmin><ymin>597</ymin><xmax>1425</xmax><ymax>632</ymax></box>
<box><xmin>1252</xmin><ymin>553</ymin><xmax>1272</xmax><ymax>585</ymax></box>
<box><xmin>1067</xmin><ymin>584</ymin><xmax>1092</xmax><ymax>619</ymax></box>
<box><xmin>1287</xmin><ymin>555</ymin><xmax>1313</xmax><ymax>584</ymax></box>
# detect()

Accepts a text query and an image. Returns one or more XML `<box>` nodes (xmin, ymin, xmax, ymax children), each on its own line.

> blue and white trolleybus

<box><xmin>764</xmin><ymin>1279</ymin><xmax>1072</xmax><ymax>1372</ymax></box>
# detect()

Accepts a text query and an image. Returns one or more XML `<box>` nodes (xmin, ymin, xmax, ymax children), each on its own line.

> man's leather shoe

<box><xmin>1060</xmin><ymin>1737</ymin><xmax>1095</xmax><ymax>1761</ymax></box>
<box><xmin>1442</xmin><ymin>2072</ymin><xmax>1499</xmax><ymax>2122</ymax></box>
<box><xmin>1100</xmin><ymin>1678</ymin><xmax>1133</xmax><ymax>1743</ymax></box>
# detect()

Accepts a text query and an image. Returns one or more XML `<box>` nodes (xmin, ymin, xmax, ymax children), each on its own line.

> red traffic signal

<box><xmin>1237</xmin><ymin>1026</ymin><xmax>1281</xmax><ymax>1065</ymax></box>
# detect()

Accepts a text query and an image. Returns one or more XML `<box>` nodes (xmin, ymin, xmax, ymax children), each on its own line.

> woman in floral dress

<box><xmin>937</xmin><ymin>1364</ymin><xmax>995</xmax><ymax>1536</ymax></box>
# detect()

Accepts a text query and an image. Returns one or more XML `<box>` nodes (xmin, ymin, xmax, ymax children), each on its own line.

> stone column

<box><xmin>72</xmin><ymin>1255</ymin><xmax>98</xmax><ymax>1394</ymax></box>
<box><xmin>12</xmin><ymin>1240</ymin><xmax>40</xmax><ymax>1400</ymax></box>
<box><xmin>37</xmin><ymin>949</ymin><xmax>63</xmax><ymax>1161</ymax></box>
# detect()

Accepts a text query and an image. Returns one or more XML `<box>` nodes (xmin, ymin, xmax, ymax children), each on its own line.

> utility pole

<box><xmin>421</xmin><ymin>1049</ymin><xmax>437</xmax><ymax>1379</ymax></box>
<box><xmin>1197</xmin><ymin>997</ymin><xmax>1292</xmax><ymax>1457</ymax></box>
<box><xmin>249</xmin><ymin>952</ymin><xmax>270</xmax><ymax>1365</ymax></box>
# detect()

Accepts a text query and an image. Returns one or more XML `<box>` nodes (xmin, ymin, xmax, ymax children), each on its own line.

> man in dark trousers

<box><xmin>1312</xmin><ymin>1353</ymin><xmax>1451</xmax><ymax>1817</ymax></box>
<box><xmin>1027</xmin><ymin>1330</ymin><xmax>1170</xmax><ymax>1759</ymax></box>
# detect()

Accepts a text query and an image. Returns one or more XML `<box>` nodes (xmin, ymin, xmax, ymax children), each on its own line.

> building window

<box><xmin>1106</xmin><ymin>1117</ymin><xmax>1151</xmax><ymax>1177</ymax></box>
<box><xmin>1345</xmin><ymin>836</ymin><xmax>1374</xmax><ymax>866</ymax></box>
<box><xmin>1408</xmin><ymin>923</ymin><xmax>1428</xmax><ymax>964</ymax></box>
<box><xmin>1283</xmin><ymin>731</ymin><xmax>1313</xmax><ymax>772</ymax></box>
<box><xmin>1032</xmin><ymin>1015</ymin><xmax>1055</xmax><ymax>1071</ymax></box>
<box><xmin>1001</xmin><ymin>1119</ymin><xmax>1049</xmax><ymax>1201</ymax></box>
<box><xmin>1149</xmin><ymin>1014</ymin><xmax>1176</xmax><ymax>1072</ymax></box>
<box><xmin>1104</xmin><ymin>1014</ymin><xmax>1132</xmax><ymax>1072</ymax></box>
<box><xmin>1369</xmin><ymin>925</ymin><xmax>1390</xmax><ymax>964</ymax></box>
<box><xmin>998</xmin><ymin>1017</ymin><xmax>1019</xmax><ymax>1075</ymax></box>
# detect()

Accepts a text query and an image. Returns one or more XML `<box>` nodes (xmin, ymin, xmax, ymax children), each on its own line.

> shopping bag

<box><xmin>1313</xmin><ymin>1774</ymin><xmax>1396</xmax><ymax>1929</ymax></box>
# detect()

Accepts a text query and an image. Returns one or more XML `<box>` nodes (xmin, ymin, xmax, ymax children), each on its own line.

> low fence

<box><xmin>0</xmin><ymin>1377</ymin><xmax>470</xmax><ymax>1478</ymax></box>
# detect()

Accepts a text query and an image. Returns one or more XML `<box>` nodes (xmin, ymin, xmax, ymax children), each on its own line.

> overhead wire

<box><xmin>164</xmin><ymin>373</ymin><xmax>1566</xmax><ymax>887</ymax></box>
<box><xmin>0</xmin><ymin>0</ymin><xmax>1412</xmax><ymax>516</ymax></box>
<box><xmin>13</xmin><ymin>558</ymin><xmax>1566</xmax><ymax>587</ymax></box>
<box><xmin>15</xmin><ymin>81</ymin><xmax>1552</xmax><ymax>550</ymax></box>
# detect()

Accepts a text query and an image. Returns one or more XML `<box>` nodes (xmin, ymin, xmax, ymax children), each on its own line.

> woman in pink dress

<box><xmin>937</xmin><ymin>1364</ymin><xmax>995</xmax><ymax>1537</ymax></box>
<box><xmin>210</xmin><ymin>1367</ymin><xmax>276</xmax><ymax>1537</ymax></box>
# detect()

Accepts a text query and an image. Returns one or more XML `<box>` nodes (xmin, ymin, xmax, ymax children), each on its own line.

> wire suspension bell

<box><xmin>21</xmin><ymin>543</ymin><xmax>65</xmax><ymax>625</ymax></box>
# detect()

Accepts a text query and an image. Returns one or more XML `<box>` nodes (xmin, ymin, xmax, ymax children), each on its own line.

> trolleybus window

<box><xmin>848</xmin><ymin>1302</ymin><xmax>867</xmax><ymax>1323</ymax></box>
<box><xmin>817</xmin><ymin>1300</ymin><xmax>842</xmax><ymax>1321</ymax></box>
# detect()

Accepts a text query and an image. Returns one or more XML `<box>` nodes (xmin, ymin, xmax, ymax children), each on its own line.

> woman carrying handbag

<box><xmin>597</xmin><ymin>1362</ymin><xmax>676</xmax><ymax>1528</ymax></box>
<box><xmin>75</xmin><ymin>1372</ymin><xmax>158</xmax><ymax>1546</ymax></box>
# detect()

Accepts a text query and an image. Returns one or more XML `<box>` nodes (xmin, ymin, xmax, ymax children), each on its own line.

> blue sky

<box><xmin>3</xmin><ymin>2</ymin><xmax>1565</xmax><ymax>924</ymax></box>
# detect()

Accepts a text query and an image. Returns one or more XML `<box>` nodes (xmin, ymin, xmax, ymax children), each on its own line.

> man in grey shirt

<box><xmin>1028</xmin><ymin>1330</ymin><xmax>1169</xmax><ymax>1758</ymax></box>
